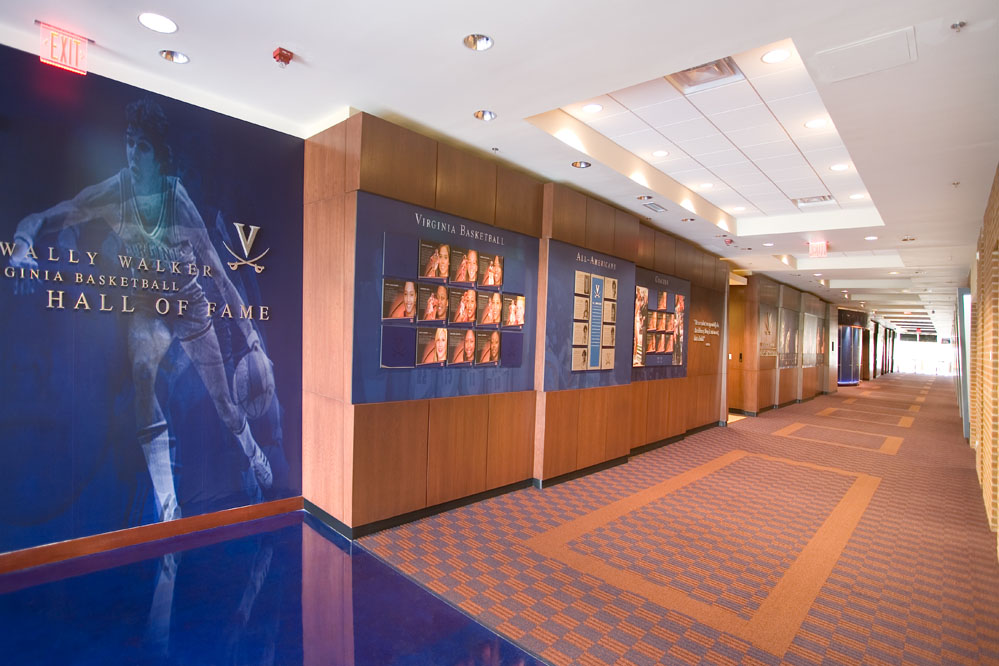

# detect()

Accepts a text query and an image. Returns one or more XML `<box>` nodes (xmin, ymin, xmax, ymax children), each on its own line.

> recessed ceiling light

<box><xmin>159</xmin><ymin>49</ymin><xmax>189</xmax><ymax>64</ymax></box>
<box><xmin>889</xmin><ymin>271</ymin><xmax>899</xmax><ymax>275</ymax></box>
<box><xmin>865</xmin><ymin>235</ymin><xmax>878</xmax><ymax>241</ymax></box>
<box><xmin>571</xmin><ymin>161</ymin><xmax>591</xmax><ymax>169</ymax></box>
<box><xmin>849</xmin><ymin>193</ymin><xmax>866</xmax><ymax>200</ymax></box>
<box><xmin>841</xmin><ymin>290</ymin><xmax>849</xmax><ymax>293</ymax></box>
<box><xmin>651</xmin><ymin>149</ymin><xmax>669</xmax><ymax>157</ymax></box>
<box><xmin>138</xmin><ymin>12</ymin><xmax>178</xmax><ymax>33</ymax></box>
<box><xmin>761</xmin><ymin>49</ymin><xmax>791</xmax><ymax>64</ymax></box>
<box><xmin>681</xmin><ymin>217</ymin><xmax>695</xmax><ymax>222</ymax></box>
<box><xmin>473</xmin><ymin>109</ymin><xmax>496</xmax><ymax>122</ymax></box>
<box><xmin>813</xmin><ymin>273</ymin><xmax>822</xmax><ymax>277</ymax></box>
<box><xmin>637</xmin><ymin>195</ymin><xmax>653</xmax><ymax>201</ymax></box>
<box><xmin>901</xmin><ymin>235</ymin><xmax>916</xmax><ymax>242</ymax></box>
<box><xmin>582</xmin><ymin>103</ymin><xmax>603</xmax><ymax>113</ymax></box>
<box><xmin>731</xmin><ymin>206</ymin><xmax>746</xmax><ymax>212</ymax></box>
<box><xmin>463</xmin><ymin>34</ymin><xmax>493</xmax><ymax>51</ymax></box>
<box><xmin>804</xmin><ymin>118</ymin><xmax>828</xmax><ymax>129</ymax></box>
<box><xmin>829</xmin><ymin>163</ymin><xmax>850</xmax><ymax>172</ymax></box>
<box><xmin>762</xmin><ymin>242</ymin><xmax>774</xmax><ymax>247</ymax></box>
<box><xmin>699</xmin><ymin>183</ymin><xmax>713</xmax><ymax>189</ymax></box>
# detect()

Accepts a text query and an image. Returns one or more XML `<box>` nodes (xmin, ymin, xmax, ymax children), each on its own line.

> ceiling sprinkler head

<box><xmin>273</xmin><ymin>47</ymin><xmax>293</xmax><ymax>68</ymax></box>
<box><xmin>950</xmin><ymin>21</ymin><xmax>967</xmax><ymax>32</ymax></box>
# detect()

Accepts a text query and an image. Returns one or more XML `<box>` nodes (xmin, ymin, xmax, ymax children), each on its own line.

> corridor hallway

<box><xmin>365</xmin><ymin>375</ymin><xmax>999</xmax><ymax>665</ymax></box>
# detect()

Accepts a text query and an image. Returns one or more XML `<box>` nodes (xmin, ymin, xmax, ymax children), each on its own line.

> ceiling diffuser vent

<box><xmin>643</xmin><ymin>202</ymin><xmax>667</xmax><ymax>213</ymax></box>
<box><xmin>792</xmin><ymin>195</ymin><xmax>836</xmax><ymax>209</ymax></box>
<box><xmin>666</xmin><ymin>57</ymin><xmax>744</xmax><ymax>94</ymax></box>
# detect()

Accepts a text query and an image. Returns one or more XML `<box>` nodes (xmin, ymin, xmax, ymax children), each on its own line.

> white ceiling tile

<box><xmin>725</xmin><ymin>121</ymin><xmax>789</xmax><ymax>147</ymax></box>
<box><xmin>801</xmin><ymin>145</ymin><xmax>853</xmax><ymax>167</ymax></box>
<box><xmin>753</xmin><ymin>153</ymin><xmax>810</xmax><ymax>172</ymax></box>
<box><xmin>686</xmin><ymin>80</ymin><xmax>762</xmax><ymax>115</ymax></box>
<box><xmin>708</xmin><ymin>104</ymin><xmax>777</xmax><ymax>132</ymax></box>
<box><xmin>741</xmin><ymin>139</ymin><xmax>799</xmax><ymax>161</ymax></box>
<box><xmin>750</xmin><ymin>67</ymin><xmax>818</xmax><ymax>102</ymax></box>
<box><xmin>697</xmin><ymin>149</ymin><xmax>747</xmax><ymax>168</ymax></box>
<box><xmin>655</xmin><ymin>117</ymin><xmax>717</xmax><ymax>141</ymax></box>
<box><xmin>711</xmin><ymin>162</ymin><xmax>766</xmax><ymax>179</ymax></box>
<box><xmin>672</xmin><ymin>168</ymin><xmax>719</xmax><ymax>187</ymax></box>
<box><xmin>778</xmin><ymin>179</ymin><xmax>831</xmax><ymax>199</ymax></box>
<box><xmin>731</xmin><ymin>39</ymin><xmax>804</xmax><ymax>80</ymax></box>
<box><xmin>586</xmin><ymin>111</ymin><xmax>650</xmax><ymax>138</ymax></box>
<box><xmin>769</xmin><ymin>168</ymin><xmax>822</xmax><ymax>185</ymax></box>
<box><xmin>738</xmin><ymin>182</ymin><xmax>785</xmax><ymax>197</ymax></box>
<box><xmin>563</xmin><ymin>94</ymin><xmax>628</xmax><ymax>121</ymax></box>
<box><xmin>657</xmin><ymin>157</ymin><xmax>702</xmax><ymax>174</ymax></box>
<box><xmin>610</xmin><ymin>78</ymin><xmax>682</xmax><ymax>108</ymax></box>
<box><xmin>758</xmin><ymin>200</ymin><xmax>801</xmax><ymax>215</ymax></box>
<box><xmin>632</xmin><ymin>98</ymin><xmax>701</xmax><ymax>127</ymax></box>
<box><xmin>724</xmin><ymin>172</ymin><xmax>774</xmax><ymax>188</ymax></box>
<box><xmin>792</xmin><ymin>131</ymin><xmax>844</xmax><ymax>152</ymax></box>
<box><xmin>677</xmin><ymin>133</ymin><xmax>734</xmax><ymax>156</ymax></box>
<box><xmin>766</xmin><ymin>91</ymin><xmax>828</xmax><ymax>131</ymax></box>
<box><xmin>612</xmin><ymin>129</ymin><xmax>673</xmax><ymax>158</ymax></box>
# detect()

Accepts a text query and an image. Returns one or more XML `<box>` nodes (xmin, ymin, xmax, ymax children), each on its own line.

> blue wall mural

<box><xmin>0</xmin><ymin>45</ymin><xmax>303</xmax><ymax>553</ymax></box>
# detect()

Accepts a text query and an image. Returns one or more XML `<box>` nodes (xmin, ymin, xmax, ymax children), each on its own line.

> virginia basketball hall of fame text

<box><xmin>1</xmin><ymin>223</ymin><xmax>274</xmax><ymax>320</ymax></box>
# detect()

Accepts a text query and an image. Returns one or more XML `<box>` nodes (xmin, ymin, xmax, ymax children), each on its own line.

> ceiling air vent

<box><xmin>792</xmin><ymin>195</ymin><xmax>836</xmax><ymax>209</ymax></box>
<box><xmin>643</xmin><ymin>202</ymin><xmax>667</xmax><ymax>213</ymax></box>
<box><xmin>666</xmin><ymin>57</ymin><xmax>744</xmax><ymax>94</ymax></box>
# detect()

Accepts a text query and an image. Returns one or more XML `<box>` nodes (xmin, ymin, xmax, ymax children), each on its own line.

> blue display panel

<box><xmin>352</xmin><ymin>192</ymin><xmax>538</xmax><ymax>403</ymax></box>
<box><xmin>0</xmin><ymin>45</ymin><xmax>303</xmax><ymax>553</ymax></box>
<box><xmin>544</xmin><ymin>240</ymin><xmax>635</xmax><ymax>391</ymax></box>
<box><xmin>631</xmin><ymin>267</ymin><xmax>690</xmax><ymax>381</ymax></box>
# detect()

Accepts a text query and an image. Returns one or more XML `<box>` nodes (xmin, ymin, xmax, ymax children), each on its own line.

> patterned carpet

<box><xmin>363</xmin><ymin>375</ymin><xmax>999</xmax><ymax>665</ymax></box>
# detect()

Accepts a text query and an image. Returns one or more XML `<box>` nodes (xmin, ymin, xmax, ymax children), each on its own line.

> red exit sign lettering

<box><xmin>39</xmin><ymin>23</ymin><xmax>88</xmax><ymax>75</ymax></box>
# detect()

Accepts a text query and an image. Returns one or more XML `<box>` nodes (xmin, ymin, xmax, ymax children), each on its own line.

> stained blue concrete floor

<box><xmin>0</xmin><ymin>512</ymin><xmax>543</xmax><ymax>665</ymax></box>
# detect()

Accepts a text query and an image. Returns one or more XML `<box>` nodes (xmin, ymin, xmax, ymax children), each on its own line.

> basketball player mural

<box><xmin>8</xmin><ymin>98</ymin><xmax>275</xmax><ymax>522</ymax></box>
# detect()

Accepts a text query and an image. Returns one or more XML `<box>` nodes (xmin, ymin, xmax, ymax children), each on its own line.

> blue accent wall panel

<box><xmin>632</xmin><ymin>267</ymin><xmax>690</xmax><ymax>381</ymax></box>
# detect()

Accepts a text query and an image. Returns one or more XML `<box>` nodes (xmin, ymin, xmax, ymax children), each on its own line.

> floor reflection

<box><xmin>0</xmin><ymin>512</ymin><xmax>542</xmax><ymax>665</ymax></box>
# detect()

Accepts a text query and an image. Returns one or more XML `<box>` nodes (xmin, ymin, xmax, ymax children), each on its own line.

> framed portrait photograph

<box><xmin>418</xmin><ymin>283</ymin><xmax>449</xmax><ymax>322</ymax></box>
<box><xmin>476</xmin><ymin>330</ymin><xmax>501</xmax><ymax>366</ymax></box>
<box><xmin>572</xmin><ymin>321</ymin><xmax>590</xmax><ymax>346</ymax></box>
<box><xmin>573</xmin><ymin>295</ymin><xmax>590</xmax><ymax>321</ymax></box>
<box><xmin>382</xmin><ymin>278</ymin><xmax>418</xmax><ymax>321</ymax></box>
<box><xmin>477</xmin><ymin>291</ymin><xmax>503</xmax><ymax>326</ymax></box>
<box><xmin>448</xmin><ymin>328</ymin><xmax>476</xmax><ymax>366</ymax></box>
<box><xmin>449</xmin><ymin>288</ymin><xmax>477</xmax><ymax>324</ymax></box>
<box><xmin>571</xmin><ymin>347</ymin><xmax>588</xmax><ymax>372</ymax></box>
<box><xmin>574</xmin><ymin>270</ymin><xmax>591</xmax><ymax>296</ymax></box>
<box><xmin>602</xmin><ymin>324</ymin><xmax>616</xmax><ymax>348</ymax></box>
<box><xmin>605</xmin><ymin>301</ymin><xmax>617</xmax><ymax>324</ymax></box>
<box><xmin>600</xmin><ymin>347</ymin><xmax>615</xmax><ymax>370</ymax></box>
<box><xmin>605</xmin><ymin>277</ymin><xmax>618</xmax><ymax>302</ymax></box>
<box><xmin>502</xmin><ymin>294</ymin><xmax>526</xmax><ymax>328</ymax></box>
<box><xmin>419</xmin><ymin>239</ymin><xmax>451</xmax><ymax>281</ymax></box>
<box><xmin>417</xmin><ymin>327</ymin><xmax>448</xmax><ymax>366</ymax></box>
<box><xmin>449</xmin><ymin>246</ymin><xmax>479</xmax><ymax>285</ymax></box>
<box><xmin>478</xmin><ymin>252</ymin><xmax>503</xmax><ymax>287</ymax></box>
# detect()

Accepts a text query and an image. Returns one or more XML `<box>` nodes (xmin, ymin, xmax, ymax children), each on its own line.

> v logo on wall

<box><xmin>225</xmin><ymin>223</ymin><xmax>270</xmax><ymax>273</ymax></box>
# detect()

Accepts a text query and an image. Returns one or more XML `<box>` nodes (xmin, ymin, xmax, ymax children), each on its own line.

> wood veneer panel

<box><xmin>603</xmin><ymin>384</ymin><xmax>633</xmax><ymax>460</ymax></box>
<box><xmin>802</xmin><ymin>366</ymin><xmax>819</xmax><ymax>399</ymax></box>
<box><xmin>646</xmin><ymin>380</ymin><xmax>670</xmax><ymax>443</ymax></box>
<box><xmin>435</xmin><ymin>143</ymin><xmax>496</xmax><ymax>225</ymax></box>
<box><xmin>674</xmin><ymin>240</ymin><xmax>696</xmax><ymax>281</ymax></box>
<box><xmin>584</xmin><ymin>198</ymin><xmax>616</xmax><ymax>256</ymax></box>
<box><xmin>543</xmin><ymin>390</ymin><xmax>580</xmax><ymax>479</ymax></box>
<box><xmin>427</xmin><ymin>395</ymin><xmax>490</xmax><ymax>506</ymax></box>
<box><xmin>613</xmin><ymin>209</ymin><xmax>639</xmax><ymax>262</ymax></box>
<box><xmin>758</xmin><ymin>367</ymin><xmax>777</xmax><ymax>410</ymax></box>
<box><xmin>637</xmin><ymin>224</ymin><xmax>655</xmax><ymax>269</ymax></box>
<box><xmin>628</xmin><ymin>381</ymin><xmax>649</xmax><ymax>449</ymax></box>
<box><xmin>654</xmin><ymin>231</ymin><xmax>676</xmax><ymax>275</ymax></box>
<box><xmin>576</xmin><ymin>387</ymin><xmax>611</xmax><ymax>469</ymax></box>
<box><xmin>303</xmin><ymin>391</ymin><xmax>347</xmax><ymax>522</ymax></box>
<box><xmin>305</xmin><ymin>122</ymin><xmax>346</xmax><ymax>204</ymax></box>
<box><xmin>495</xmin><ymin>166</ymin><xmax>543</xmax><ymax>237</ymax></box>
<box><xmin>668</xmin><ymin>377</ymin><xmax>690</xmax><ymax>436</ymax></box>
<box><xmin>727</xmin><ymin>288</ymin><xmax>746</xmax><ymax>412</ymax></box>
<box><xmin>486</xmin><ymin>392</ymin><xmax>536</xmax><ymax>490</ymax></box>
<box><xmin>779</xmin><ymin>369</ymin><xmax>798</xmax><ymax>405</ymax></box>
<box><xmin>544</xmin><ymin>183</ymin><xmax>586</xmax><ymax>246</ymax></box>
<box><xmin>352</xmin><ymin>400</ymin><xmax>429</xmax><ymax>525</ymax></box>
<box><xmin>716</xmin><ymin>262</ymin><xmax>729</xmax><ymax>293</ymax></box>
<box><xmin>349</xmin><ymin>113</ymin><xmax>438</xmax><ymax>208</ymax></box>
<box><xmin>696</xmin><ymin>374</ymin><xmax>721</xmax><ymax>426</ymax></box>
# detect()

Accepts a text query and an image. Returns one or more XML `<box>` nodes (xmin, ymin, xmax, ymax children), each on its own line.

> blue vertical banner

<box><xmin>588</xmin><ymin>275</ymin><xmax>604</xmax><ymax>369</ymax></box>
<box><xmin>0</xmin><ymin>45</ymin><xmax>303</xmax><ymax>554</ymax></box>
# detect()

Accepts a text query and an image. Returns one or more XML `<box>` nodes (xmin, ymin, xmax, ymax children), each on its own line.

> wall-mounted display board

<box><xmin>354</xmin><ymin>192</ymin><xmax>537</xmax><ymax>403</ymax></box>
<box><xmin>778</xmin><ymin>307</ymin><xmax>799</xmax><ymax>369</ymax></box>
<box><xmin>544</xmin><ymin>241</ymin><xmax>634</xmax><ymax>390</ymax></box>
<box><xmin>759</xmin><ymin>303</ymin><xmax>778</xmax><ymax>358</ymax></box>
<box><xmin>0</xmin><ymin>44</ymin><xmax>303</xmax><ymax>553</ymax></box>
<box><xmin>802</xmin><ymin>314</ymin><xmax>819</xmax><ymax>367</ymax></box>
<box><xmin>631</xmin><ymin>267</ymin><xmax>690</xmax><ymax>380</ymax></box>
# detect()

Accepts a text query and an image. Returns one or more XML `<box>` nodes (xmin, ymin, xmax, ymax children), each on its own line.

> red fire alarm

<box><xmin>272</xmin><ymin>47</ymin><xmax>293</xmax><ymax>67</ymax></box>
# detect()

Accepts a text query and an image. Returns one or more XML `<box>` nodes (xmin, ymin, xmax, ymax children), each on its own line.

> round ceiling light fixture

<box><xmin>762</xmin><ymin>242</ymin><xmax>775</xmax><ymax>247</ymax></box>
<box><xmin>699</xmin><ymin>182</ymin><xmax>713</xmax><ymax>189</ymax></box>
<box><xmin>865</xmin><ymin>235</ymin><xmax>878</xmax><ymax>241</ymax></box>
<box><xmin>637</xmin><ymin>195</ymin><xmax>653</xmax><ymax>201</ymax></box>
<box><xmin>681</xmin><ymin>217</ymin><xmax>695</xmax><ymax>222</ymax></box>
<box><xmin>571</xmin><ymin>161</ymin><xmax>591</xmax><ymax>169</ymax></box>
<box><xmin>761</xmin><ymin>49</ymin><xmax>791</xmax><ymax>64</ymax></box>
<box><xmin>804</xmin><ymin>118</ymin><xmax>828</xmax><ymax>129</ymax></box>
<box><xmin>473</xmin><ymin>109</ymin><xmax>497</xmax><ymax>122</ymax></box>
<box><xmin>463</xmin><ymin>34</ymin><xmax>493</xmax><ymax>51</ymax></box>
<box><xmin>849</xmin><ymin>193</ymin><xmax>866</xmax><ymax>200</ymax></box>
<box><xmin>138</xmin><ymin>12</ymin><xmax>178</xmax><ymax>33</ymax></box>
<box><xmin>731</xmin><ymin>206</ymin><xmax>746</xmax><ymax>212</ymax></box>
<box><xmin>829</xmin><ymin>163</ymin><xmax>850</xmax><ymax>172</ymax></box>
<box><xmin>813</xmin><ymin>273</ymin><xmax>822</xmax><ymax>277</ymax></box>
<box><xmin>581</xmin><ymin>103</ymin><xmax>603</xmax><ymax>113</ymax></box>
<box><xmin>158</xmin><ymin>49</ymin><xmax>189</xmax><ymax>64</ymax></box>
<box><xmin>651</xmin><ymin>149</ymin><xmax>669</xmax><ymax>158</ymax></box>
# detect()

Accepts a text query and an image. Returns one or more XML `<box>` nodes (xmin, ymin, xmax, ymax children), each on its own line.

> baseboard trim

<box><xmin>728</xmin><ymin>409</ymin><xmax>758</xmax><ymax>417</ymax></box>
<box><xmin>534</xmin><ymin>455</ymin><xmax>629</xmax><ymax>490</ymax></box>
<box><xmin>631</xmin><ymin>434</ymin><xmax>683</xmax><ymax>457</ymax></box>
<box><xmin>0</xmin><ymin>496</ymin><xmax>303</xmax><ymax>575</ymax></box>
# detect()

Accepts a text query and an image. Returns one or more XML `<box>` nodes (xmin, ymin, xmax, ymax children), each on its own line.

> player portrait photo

<box><xmin>450</xmin><ymin>246</ymin><xmax>478</xmax><ymax>284</ymax></box>
<box><xmin>419</xmin><ymin>239</ymin><xmax>450</xmax><ymax>280</ymax></box>
<box><xmin>419</xmin><ymin>283</ymin><xmax>448</xmax><ymax>322</ymax></box>
<box><xmin>383</xmin><ymin>279</ymin><xmax>417</xmax><ymax>320</ymax></box>
<box><xmin>478</xmin><ymin>252</ymin><xmax>503</xmax><ymax>287</ymax></box>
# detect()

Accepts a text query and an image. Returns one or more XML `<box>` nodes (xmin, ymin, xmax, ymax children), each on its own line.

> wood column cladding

<box><xmin>427</xmin><ymin>395</ymin><xmax>490</xmax><ymax>506</ymax></box>
<box><xmin>636</xmin><ymin>225</ymin><xmax>655</xmax><ymax>269</ymax></box>
<box><xmin>435</xmin><ymin>143</ymin><xmax>496</xmax><ymax>225</ymax></box>
<box><xmin>584</xmin><ymin>198</ymin><xmax>616</xmax><ymax>256</ymax></box>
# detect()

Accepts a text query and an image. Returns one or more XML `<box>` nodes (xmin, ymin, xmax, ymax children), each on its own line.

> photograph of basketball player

<box><xmin>606</xmin><ymin>301</ymin><xmax>616</xmax><ymax>324</ymax></box>
<box><xmin>673</xmin><ymin>294</ymin><xmax>685</xmax><ymax>365</ymax></box>
<box><xmin>383</xmin><ymin>279</ymin><xmax>417</xmax><ymax>320</ymax></box>
<box><xmin>418</xmin><ymin>327</ymin><xmax>449</xmax><ymax>365</ymax></box>
<box><xmin>572</xmin><ymin>347</ymin><xmax>588</xmax><ymax>371</ymax></box>
<box><xmin>451</xmin><ymin>247</ymin><xmax>478</xmax><ymax>284</ymax></box>
<box><xmin>606</xmin><ymin>278</ymin><xmax>618</xmax><ymax>301</ymax></box>
<box><xmin>420</xmin><ymin>241</ymin><xmax>450</xmax><ymax>279</ymax></box>
<box><xmin>574</xmin><ymin>270</ymin><xmax>591</xmax><ymax>296</ymax></box>
<box><xmin>449</xmin><ymin>329</ymin><xmax>476</xmax><ymax>365</ymax></box>
<box><xmin>451</xmin><ymin>288</ymin><xmax>477</xmax><ymax>323</ymax></box>
<box><xmin>480</xmin><ymin>253</ymin><xmax>503</xmax><ymax>287</ymax></box>
<box><xmin>658</xmin><ymin>290</ymin><xmax>669</xmax><ymax>310</ymax></box>
<box><xmin>477</xmin><ymin>330</ymin><xmax>501</xmax><ymax>364</ymax></box>
<box><xmin>513</xmin><ymin>295</ymin><xmax>525</xmax><ymax>326</ymax></box>
<box><xmin>419</xmin><ymin>284</ymin><xmax>448</xmax><ymax>322</ymax></box>
<box><xmin>479</xmin><ymin>291</ymin><xmax>502</xmax><ymax>325</ymax></box>
<box><xmin>8</xmin><ymin>98</ymin><xmax>273</xmax><ymax>522</ymax></box>
<box><xmin>633</xmin><ymin>285</ymin><xmax>648</xmax><ymax>367</ymax></box>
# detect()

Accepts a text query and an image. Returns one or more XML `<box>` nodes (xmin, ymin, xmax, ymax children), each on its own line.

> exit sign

<box><xmin>39</xmin><ymin>22</ymin><xmax>88</xmax><ymax>75</ymax></box>
<box><xmin>808</xmin><ymin>241</ymin><xmax>828</xmax><ymax>258</ymax></box>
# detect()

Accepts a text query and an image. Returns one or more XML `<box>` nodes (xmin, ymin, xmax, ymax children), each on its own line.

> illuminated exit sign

<box><xmin>808</xmin><ymin>240</ymin><xmax>828</xmax><ymax>258</ymax></box>
<box><xmin>39</xmin><ymin>22</ymin><xmax>88</xmax><ymax>75</ymax></box>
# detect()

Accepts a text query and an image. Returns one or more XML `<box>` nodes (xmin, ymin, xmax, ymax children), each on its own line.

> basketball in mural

<box><xmin>233</xmin><ymin>348</ymin><xmax>276</xmax><ymax>420</ymax></box>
